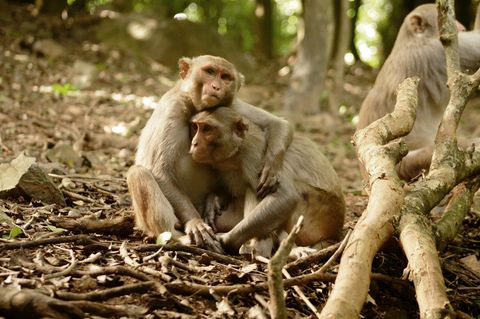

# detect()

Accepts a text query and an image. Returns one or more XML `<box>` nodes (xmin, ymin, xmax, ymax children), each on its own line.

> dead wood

<box><xmin>49</xmin><ymin>214</ymin><xmax>134</xmax><ymax>236</ymax></box>
<box><xmin>56</xmin><ymin>281</ymin><xmax>160</xmax><ymax>301</ymax></box>
<box><xmin>320</xmin><ymin>1</ymin><xmax>480</xmax><ymax>318</ymax></box>
<box><xmin>319</xmin><ymin>77</ymin><xmax>419</xmax><ymax>318</ymax></box>
<box><xmin>397</xmin><ymin>1</ymin><xmax>480</xmax><ymax>317</ymax></box>
<box><xmin>267</xmin><ymin>216</ymin><xmax>303</xmax><ymax>319</ymax></box>
<box><xmin>0</xmin><ymin>287</ymin><xmax>84</xmax><ymax>319</ymax></box>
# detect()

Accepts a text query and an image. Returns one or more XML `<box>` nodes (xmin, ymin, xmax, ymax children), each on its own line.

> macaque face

<box><xmin>190</xmin><ymin>111</ymin><xmax>246</xmax><ymax>164</ymax></box>
<box><xmin>179</xmin><ymin>56</ymin><xmax>241</xmax><ymax>110</ymax></box>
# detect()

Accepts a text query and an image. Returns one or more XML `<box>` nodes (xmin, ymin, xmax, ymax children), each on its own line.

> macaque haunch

<box><xmin>190</xmin><ymin>107</ymin><xmax>346</xmax><ymax>254</ymax></box>
<box><xmin>127</xmin><ymin>55</ymin><xmax>292</xmax><ymax>251</ymax></box>
<box><xmin>357</xmin><ymin>4</ymin><xmax>480</xmax><ymax>181</ymax></box>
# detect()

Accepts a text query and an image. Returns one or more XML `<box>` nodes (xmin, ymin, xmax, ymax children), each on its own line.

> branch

<box><xmin>267</xmin><ymin>216</ymin><xmax>303</xmax><ymax>319</ymax></box>
<box><xmin>319</xmin><ymin>77</ymin><xmax>419</xmax><ymax>318</ymax></box>
<box><xmin>394</xmin><ymin>2</ymin><xmax>480</xmax><ymax>317</ymax></box>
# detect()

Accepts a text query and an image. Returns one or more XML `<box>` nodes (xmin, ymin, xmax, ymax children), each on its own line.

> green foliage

<box><xmin>3</xmin><ymin>226</ymin><xmax>23</xmax><ymax>239</ymax></box>
<box><xmin>47</xmin><ymin>225</ymin><xmax>68</xmax><ymax>233</ymax></box>
<box><xmin>51</xmin><ymin>83</ymin><xmax>78</xmax><ymax>96</ymax></box>
<box><xmin>356</xmin><ymin>0</ymin><xmax>388</xmax><ymax>67</ymax></box>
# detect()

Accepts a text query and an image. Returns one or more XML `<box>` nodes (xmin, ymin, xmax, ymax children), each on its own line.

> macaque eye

<box><xmin>202</xmin><ymin>124</ymin><xmax>212</xmax><ymax>133</ymax></box>
<box><xmin>190</xmin><ymin>123</ymin><xmax>198</xmax><ymax>134</ymax></box>
<box><xmin>204</xmin><ymin>68</ymin><xmax>215</xmax><ymax>75</ymax></box>
<box><xmin>221</xmin><ymin>74</ymin><xmax>232</xmax><ymax>81</ymax></box>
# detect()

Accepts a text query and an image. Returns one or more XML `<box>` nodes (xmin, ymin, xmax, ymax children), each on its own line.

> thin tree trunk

<box><xmin>329</xmin><ymin>0</ymin><xmax>352</xmax><ymax>114</ymax></box>
<box><xmin>255</xmin><ymin>0</ymin><xmax>274</xmax><ymax>60</ymax></box>
<box><xmin>283</xmin><ymin>0</ymin><xmax>333</xmax><ymax>114</ymax></box>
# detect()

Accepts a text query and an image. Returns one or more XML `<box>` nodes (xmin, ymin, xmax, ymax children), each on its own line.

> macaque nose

<box><xmin>212</xmin><ymin>83</ymin><xmax>220</xmax><ymax>91</ymax></box>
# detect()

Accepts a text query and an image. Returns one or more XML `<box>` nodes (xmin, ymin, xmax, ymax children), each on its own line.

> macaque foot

<box><xmin>239</xmin><ymin>237</ymin><xmax>273</xmax><ymax>258</ymax></box>
<box><xmin>289</xmin><ymin>246</ymin><xmax>318</xmax><ymax>260</ymax></box>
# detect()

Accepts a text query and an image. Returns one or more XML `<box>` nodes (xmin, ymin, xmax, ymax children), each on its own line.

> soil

<box><xmin>0</xmin><ymin>3</ymin><xmax>479</xmax><ymax>319</ymax></box>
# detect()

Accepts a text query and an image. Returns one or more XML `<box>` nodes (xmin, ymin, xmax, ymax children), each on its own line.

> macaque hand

<box><xmin>203</xmin><ymin>194</ymin><xmax>224</xmax><ymax>231</ymax></box>
<box><xmin>257</xmin><ymin>162</ymin><xmax>280</xmax><ymax>198</ymax></box>
<box><xmin>184</xmin><ymin>218</ymin><xmax>224</xmax><ymax>253</ymax></box>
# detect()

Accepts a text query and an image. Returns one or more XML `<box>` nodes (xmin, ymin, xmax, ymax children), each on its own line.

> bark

<box><xmin>349</xmin><ymin>0</ymin><xmax>362</xmax><ymax>63</ymax></box>
<box><xmin>255</xmin><ymin>0</ymin><xmax>274</xmax><ymax>60</ymax></box>
<box><xmin>329</xmin><ymin>0</ymin><xmax>352</xmax><ymax>114</ymax></box>
<box><xmin>0</xmin><ymin>287</ymin><xmax>84</xmax><ymax>319</ymax></box>
<box><xmin>319</xmin><ymin>77</ymin><xmax>419</xmax><ymax>318</ymax></box>
<box><xmin>396</xmin><ymin>2</ymin><xmax>480</xmax><ymax>317</ymax></box>
<box><xmin>436</xmin><ymin>178</ymin><xmax>480</xmax><ymax>245</ymax></box>
<box><xmin>283</xmin><ymin>0</ymin><xmax>333</xmax><ymax>114</ymax></box>
<box><xmin>267</xmin><ymin>217</ymin><xmax>303</xmax><ymax>319</ymax></box>
<box><xmin>315</xmin><ymin>0</ymin><xmax>480</xmax><ymax>317</ymax></box>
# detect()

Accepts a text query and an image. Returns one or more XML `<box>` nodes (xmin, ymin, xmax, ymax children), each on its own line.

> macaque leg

<box><xmin>221</xmin><ymin>184</ymin><xmax>298</xmax><ymax>253</ymax></box>
<box><xmin>126</xmin><ymin>165</ymin><xmax>180</xmax><ymax>238</ymax></box>
<box><xmin>398</xmin><ymin>137</ymin><xmax>480</xmax><ymax>181</ymax></box>
<box><xmin>238</xmin><ymin>189</ymin><xmax>275</xmax><ymax>257</ymax></box>
<box><xmin>213</xmin><ymin>198</ymin><xmax>244</xmax><ymax>233</ymax></box>
<box><xmin>287</xmin><ymin>186</ymin><xmax>344</xmax><ymax>247</ymax></box>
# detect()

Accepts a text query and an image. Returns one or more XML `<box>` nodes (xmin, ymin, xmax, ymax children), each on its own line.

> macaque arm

<box><xmin>221</xmin><ymin>181</ymin><xmax>299</xmax><ymax>252</ymax></box>
<box><xmin>232</xmin><ymin>99</ymin><xmax>293</xmax><ymax>198</ymax></box>
<box><xmin>146</xmin><ymin>102</ymin><xmax>220</xmax><ymax>250</ymax></box>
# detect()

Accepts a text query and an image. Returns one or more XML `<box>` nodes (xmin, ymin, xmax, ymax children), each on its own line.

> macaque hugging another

<box><xmin>127</xmin><ymin>55</ymin><xmax>292</xmax><ymax>252</ymax></box>
<box><xmin>190</xmin><ymin>107</ymin><xmax>346</xmax><ymax>255</ymax></box>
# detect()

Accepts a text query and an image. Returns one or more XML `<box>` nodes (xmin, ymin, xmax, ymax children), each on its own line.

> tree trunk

<box><xmin>283</xmin><ymin>0</ymin><xmax>334</xmax><ymax>114</ymax></box>
<box><xmin>255</xmin><ymin>0</ymin><xmax>274</xmax><ymax>60</ymax></box>
<box><xmin>349</xmin><ymin>0</ymin><xmax>362</xmax><ymax>63</ymax></box>
<box><xmin>329</xmin><ymin>0</ymin><xmax>352</xmax><ymax>114</ymax></box>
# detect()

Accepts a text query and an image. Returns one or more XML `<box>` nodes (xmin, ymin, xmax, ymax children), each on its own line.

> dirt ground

<box><xmin>0</xmin><ymin>4</ymin><xmax>479</xmax><ymax>318</ymax></box>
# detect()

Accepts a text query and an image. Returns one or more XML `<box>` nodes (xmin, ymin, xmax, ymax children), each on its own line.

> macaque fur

<box><xmin>190</xmin><ymin>107</ymin><xmax>346</xmax><ymax>253</ymax></box>
<box><xmin>127</xmin><ymin>55</ymin><xmax>292</xmax><ymax>250</ymax></box>
<box><xmin>357</xmin><ymin>4</ymin><xmax>480</xmax><ymax>180</ymax></box>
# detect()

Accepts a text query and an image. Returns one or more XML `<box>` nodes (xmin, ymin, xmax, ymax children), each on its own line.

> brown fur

<box><xmin>357</xmin><ymin>4</ymin><xmax>480</xmax><ymax>180</ymax></box>
<box><xmin>190</xmin><ymin>107</ymin><xmax>345</xmax><ymax>253</ymax></box>
<box><xmin>127</xmin><ymin>55</ymin><xmax>292</xmax><ymax>251</ymax></box>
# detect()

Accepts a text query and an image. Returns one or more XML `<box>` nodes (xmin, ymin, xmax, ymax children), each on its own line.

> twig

<box><xmin>268</xmin><ymin>216</ymin><xmax>304</xmax><ymax>319</ymax></box>
<box><xmin>135</xmin><ymin>243</ymin><xmax>244</xmax><ymax>265</ymax></box>
<box><xmin>317</xmin><ymin>229</ymin><xmax>352</xmax><ymax>273</ymax></box>
<box><xmin>44</xmin><ymin>249</ymin><xmax>77</xmax><ymax>279</ymax></box>
<box><xmin>62</xmin><ymin>189</ymin><xmax>96</xmax><ymax>203</ymax></box>
<box><xmin>56</xmin><ymin>281</ymin><xmax>159</xmax><ymax>301</ymax></box>
<box><xmin>73</xmin><ymin>265</ymin><xmax>153</xmax><ymax>282</ymax></box>
<box><xmin>285</xmin><ymin>242</ymin><xmax>340</xmax><ymax>272</ymax></box>
<box><xmin>164</xmin><ymin>270</ymin><xmax>405</xmax><ymax>297</ymax></box>
<box><xmin>0</xmin><ymin>234</ymin><xmax>111</xmax><ymax>251</ymax></box>
<box><xmin>120</xmin><ymin>242</ymin><xmax>172</xmax><ymax>282</ymax></box>
<box><xmin>70</xmin><ymin>300</ymin><xmax>146</xmax><ymax>318</ymax></box>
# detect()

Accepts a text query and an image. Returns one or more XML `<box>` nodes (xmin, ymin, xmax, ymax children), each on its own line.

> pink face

<box><xmin>198</xmin><ymin>64</ymin><xmax>235</xmax><ymax>108</ymax></box>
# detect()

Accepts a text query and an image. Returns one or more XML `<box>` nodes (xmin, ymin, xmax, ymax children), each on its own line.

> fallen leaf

<box><xmin>0</xmin><ymin>152</ymin><xmax>35</xmax><ymax>191</ymax></box>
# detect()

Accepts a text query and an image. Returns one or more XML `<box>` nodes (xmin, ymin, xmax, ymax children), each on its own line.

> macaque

<box><xmin>357</xmin><ymin>4</ymin><xmax>480</xmax><ymax>180</ymax></box>
<box><xmin>190</xmin><ymin>107</ymin><xmax>346</xmax><ymax>254</ymax></box>
<box><xmin>126</xmin><ymin>55</ymin><xmax>292</xmax><ymax>251</ymax></box>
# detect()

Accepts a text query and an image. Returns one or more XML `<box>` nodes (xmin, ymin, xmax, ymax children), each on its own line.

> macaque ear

<box><xmin>455</xmin><ymin>21</ymin><xmax>466</xmax><ymax>32</ymax></box>
<box><xmin>233</xmin><ymin>118</ymin><xmax>248</xmax><ymax>138</ymax></box>
<box><xmin>238</xmin><ymin>72</ymin><xmax>245</xmax><ymax>87</ymax></box>
<box><xmin>178</xmin><ymin>57</ymin><xmax>192</xmax><ymax>79</ymax></box>
<box><xmin>408</xmin><ymin>14</ymin><xmax>426</xmax><ymax>34</ymax></box>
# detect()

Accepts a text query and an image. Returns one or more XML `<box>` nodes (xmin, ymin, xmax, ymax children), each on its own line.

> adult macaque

<box><xmin>190</xmin><ymin>107</ymin><xmax>345</xmax><ymax>254</ymax></box>
<box><xmin>127</xmin><ymin>55</ymin><xmax>292</xmax><ymax>251</ymax></box>
<box><xmin>357</xmin><ymin>4</ymin><xmax>480</xmax><ymax>180</ymax></box>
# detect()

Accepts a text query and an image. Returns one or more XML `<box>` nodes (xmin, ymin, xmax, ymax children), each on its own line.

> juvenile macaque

<box><xmin>190</xmin><ymin>107</ymin><xmax>345</xmax><ymax>253</ymax></box>
<box><xmin>126</xmin><ymin>55</ymin><xmax>292</xmax><ymax>251</ymax></box>
<box><xmin>357</xmin><ymin>4</ymin><xmax>480</xmax><ymax>180</ymax></box>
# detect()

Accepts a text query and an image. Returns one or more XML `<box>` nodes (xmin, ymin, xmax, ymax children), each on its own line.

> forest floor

<box><xmin>1</xmin><ymin>4</ymin><xmax>479</xmax><ymax>319</ymax></box>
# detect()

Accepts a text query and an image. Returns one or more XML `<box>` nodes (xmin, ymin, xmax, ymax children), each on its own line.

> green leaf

<box><xmin>47</xmin><ymin>225</ymin><xmax>67</xmax><ymax>233</ymax></box>
<box><xmin>8</xmin><ymin>226</ymin><xmax>23</xmax><ymax>239</ymax></box>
